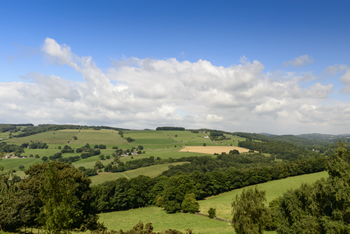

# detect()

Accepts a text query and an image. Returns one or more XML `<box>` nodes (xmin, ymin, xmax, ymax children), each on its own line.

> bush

<box><xmin>208</xmin><ymin>208</ymin><xmax>216</xmax><ymax>219</ymax></box>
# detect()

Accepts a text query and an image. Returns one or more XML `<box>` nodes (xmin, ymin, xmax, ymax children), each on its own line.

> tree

<box><xmin>42</xmin><ymin>156</ymin><xmax>48</xmax><ymax>162</ymax></box>
<box><xmin>37</xmin><ymin>164</ymin><xmax>82</xmax><ymax>233</ymax></box>
<box><xmin>181</xmin><ymin>193</ymin><xmax>199</xmax><ymax>214</ymax></box>
<box><xmin>232</xmin><ymin>187</ymin><xmax>270</xmax><ymax>234</ymax></box>
<box><xmin>95</xmin><ymin>161</ymin><xmax>104</xmax><ymax>169</ymax></box>
<box><xmin>276</xmin><ymin>143</ymin><xmax>350</xmax><ymax>233</ymax></box>
<box><xmin>208</xmin><ymin>208</ymin><xmax>216</xmax><ymax>219</ymax></box>
<box><xmin>20</xmin><ymin>161</ymin><xmax>99</xmax><ymax>232</ymax></box>
<box><xmin>161</xmin><ymin>173</ymin><xmax>197</xmax><ymax>213</ymax></box>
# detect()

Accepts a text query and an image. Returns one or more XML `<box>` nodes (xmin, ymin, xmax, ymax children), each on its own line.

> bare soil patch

<box><xmin>179</xmin><ymin>146</ymin><xmax>250</xmax><ymax>154</ymax></box>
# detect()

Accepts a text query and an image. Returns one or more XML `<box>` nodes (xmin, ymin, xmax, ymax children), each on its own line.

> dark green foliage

<box><xmin>20</xmin><ymin>161</ymin><xmax>99</xmax><ymax>231</ymax></box>
<box><xmin>265</xmin><ymin>198</ymin><xmax>279</xmax><ymax>231</ymax></box>
<box><xmin>181</xmin><ymin>193</ymin><xmax>199</xmax><ymax>214</ymax></box>
<box><xmin>208</xmin><ymin>208</ymin><xmax>216</xmax><ymax>219</ymax></box>
<box><xmin>0</xmin><ymin>142</ymin><xmax>24</xmax><ymax>154</ymax></box>
<box><xmin>232</xmin><ymin>187</ymin><xmax>271</xmax><ymax>234</ymax></box>
<box><xmin>162</xmin><ymin>174</ymin><xmax>197</xmax><ymax>213</ymax></box>
<box><xmin>28</xmin><ymin>142</ymin><xmax>48</xmax><ymax>149</ymax></box>
<box><xmin>95</xmin><ymin>161</ymin><xmax>104</xmax><ymax>169</ymax></box>
<box><xmin>60</xmin><ymin>145</ymin><xmax>74</xmax><ymax>153</ymax></box>
<box><xmin>126</xmin><ymin>137</ymin><xmax>135</xmax><ymax>143</ymax></box>
<box><xmin>238</xmin><ymin>140</ymin><xmax>318</xmax><ymax>160</ymax></box>
<box><xmin>92</xmin><ymin>176</ymin><xmax>155</xmax><ymax>213</ymax></box>
<box><xmin>37</xmin><ymin>164</ymin><xmax>83</xmax><ymax>233</ymax></box>
<box><xmin>0</xmin><ymin>170</ymin><xmax>34</xmax><ymax>232</ymax></box>
<box><xmin>156</xmin><ymin>127</ymin><xmax>185</xmax><ymax>131</ymax></box>
<box><xmin>276</xmin><ymin>143</ymin><xmax>350</xmax><ymax>233</ymax></box>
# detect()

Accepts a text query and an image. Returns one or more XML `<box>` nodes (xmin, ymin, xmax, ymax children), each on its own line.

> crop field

<box><xmin>199</xmin><ymin>171</ymin><xmax>328</xmax><ymax>220</ymax></box>
<box><xmin>179</xmin><ymin>146</ymin><xmax>250</xmax><ymax>154</ymax></box>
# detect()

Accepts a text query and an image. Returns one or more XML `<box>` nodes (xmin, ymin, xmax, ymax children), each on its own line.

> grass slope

<box><xmin>98</xmin><ymin>206</ymin><xmax>235</xmax><ymax>234</ymax></box>
<box><xmin>199</xmin><ymin>171</ymin><xmax>328</xmax><ymax>220</ymax></box>
<box><xmin>90</xmin><ymin>162</ymin><xmax>188</xmax><ymax>185</ymax></box>
<box><xmin>99</xmin><ymin>171</ymin><xmax>328</xmax><ymax>233</ymax></box>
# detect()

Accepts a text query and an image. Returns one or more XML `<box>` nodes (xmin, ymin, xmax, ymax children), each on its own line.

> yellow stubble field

<box><xmin>179</xmin><ymin>146</ymin><xmax>250</xmax><ymax>154</ymax></box>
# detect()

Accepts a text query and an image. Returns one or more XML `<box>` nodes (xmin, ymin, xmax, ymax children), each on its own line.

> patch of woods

<box><xmin>1</xmin><ymin>144</ymin><xmax>350</xmax><ymax>233</ymax></box>
<box><xmin>238</xmin><ymin>139</ymin><xmax>321</xmax><ymax>160</ymax></box>
<box><xmin>156</xmin><ymin>127</ymin><xmax>185</xmax><ymax>131</ymax></box>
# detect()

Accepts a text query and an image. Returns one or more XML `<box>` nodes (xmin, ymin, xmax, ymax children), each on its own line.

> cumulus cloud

<box><xmin>283</xmin><ymin>54</ymin><xmax>314</xmax><ymax>67</ymax></box>
<box><xmin>324</xmin><ymin>64</ymin><xmax>350</xmax><ymax>93</ymax></box>
<box><xmin>1</xmin><ymin>38</ymin><xmax>349</xmax><ymax>134</ymax></box>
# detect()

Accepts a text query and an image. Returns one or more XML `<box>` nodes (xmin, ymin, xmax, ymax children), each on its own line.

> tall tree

<box><xmin>20</xmin><ymin>161</ymin><xmax>99</xmax><ymax>232</ymax></box>
<box><xmin>232</xmin><ymin>187</ymin><xmax>270</xmax><ymax>234</ymax></box>
<box><xmin>276</xmin><ymin>142</ymin><xmax>350</xmax><ymax>233</ymax></box>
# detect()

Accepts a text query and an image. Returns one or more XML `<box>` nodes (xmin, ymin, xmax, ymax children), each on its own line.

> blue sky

<box><xmin>1</xmin><ymin>0</ymin><xmax>350</xmax><ymax>134</ymax></box>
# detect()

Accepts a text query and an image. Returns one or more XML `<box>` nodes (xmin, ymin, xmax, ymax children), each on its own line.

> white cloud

<box><xmin>340</xmin><ymin>69</ymin><xmax>350</xmax><ymax>93</ymax></box>
<box><xmin>207</xmin><ymin>114</ymin><xmax>223</xmax><ymax>122</ymax></box>
<box><xmin>283</xmin><ymin>54</ymin><xmax>314</xmax><ymax>67</ymax></box>
<box><xmin>1</xmin><ymin>38</ymin><xmax>349</xmax><ymax>134</ymax></box>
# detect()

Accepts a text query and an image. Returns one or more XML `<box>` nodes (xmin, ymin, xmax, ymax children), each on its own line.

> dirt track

<box><xmin>179</xmin><ymin>146</ymin><xmax>250</xmax><ymax>154</ymax></box>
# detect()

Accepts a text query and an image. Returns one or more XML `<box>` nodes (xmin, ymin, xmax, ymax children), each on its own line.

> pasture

<box><xmin>90</xmin><ymin>162</ymin><xmax>188</xmax><ymax>185</ymax></box>
<box><xmin>98</xmin><ymin>206</ymin><xmax>235</xmax><ymax>234</ymax></box>
<box><xmin>99</xmin><ymin>171</ymin><xmax>328</xmax><ymax>233</ymax></box>
<box><xmin>199</xmin><ymin>171</ymin><xmax>328</xmax><ymax>220</ymax></box>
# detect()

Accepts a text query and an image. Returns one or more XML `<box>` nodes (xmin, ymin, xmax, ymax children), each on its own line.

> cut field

<box><xmin>179</xmin><ymin>146</ymin><xmax>250</xmax><ymax>154</ymax></box>
<box><xmin>199</xmin><ymin>171</ymin><xmax>328</xmax><ymax>220</ymax></box>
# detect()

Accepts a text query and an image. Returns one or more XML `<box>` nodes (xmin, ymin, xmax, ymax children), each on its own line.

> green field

<box><xmin>98</xmin><ymin>171</ymin><xmax>328</xmax><ymax>233</ymax></box>
<box><xmin>90</xmin><ymin>162</ymin><xmax>188</xmax><ymax>185</ymax></box>
<box><xmin>98</xmin><ymin>206</ymin><xmax>236</xmax><ymax>234</ymax></box>
<box><xmin>199</xmin><ymin>171</ymin><xmax>328</xmax><ymax>220</ymax></box>
<box><xmin>1</xmin><ymin>158</ymin><xmax>42</xmax><ymax>173</ymax></box>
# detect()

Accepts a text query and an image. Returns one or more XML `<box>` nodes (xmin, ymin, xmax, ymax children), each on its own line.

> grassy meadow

<box><xmin>97</xmin><ymin>171</ymin><xmax>328</xmax><ymax>233</ymax></box>
<box><xmin>199</xmin><ymin>171</ymin><xmax>328</xmax><ymax>220</ymax></box>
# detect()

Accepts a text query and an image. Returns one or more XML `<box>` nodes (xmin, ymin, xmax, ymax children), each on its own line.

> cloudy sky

<box><xmin>1</xmin><ymin>0</ymin><xmax>350</xmax><ymax>134</ymax></box>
